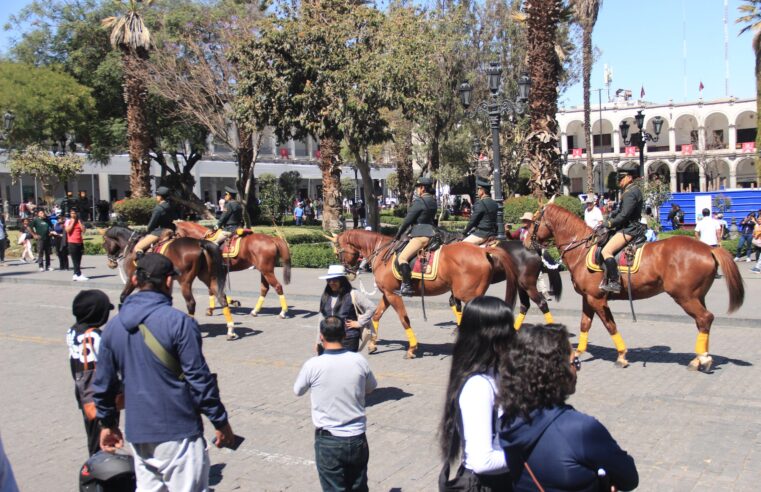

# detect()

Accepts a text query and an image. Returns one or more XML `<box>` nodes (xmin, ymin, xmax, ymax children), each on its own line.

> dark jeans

<box><xmin>342</xmin><ymin>329</ymin><xmax>361</xmax><ymax>353</ymax></box>
<box><xmin>314</xmin><ymin>431</ymin><xmax>369</xmax><ymax>492</ymax></box>
<box><xmin>69</xmin><ymin>242</ymin><xmax>84</xmax><ymax>276</ymax></box>
<box><xmin>0</xmin><ymin>238</ymin><xmax>5</xmax><ymax>262</ymax></box>
<box><xmin>736</xmin><ymin>234</ymin><xmax>753</xmax><ymax>258</ymax></box>
<box><xmin>36</xmin><ymin>237</ymin><xmax>51</xmax><ymax>268</ymax></box>
<box><xmin>54</xmin><ymin>238</ymin><xmax>69</xmax><ymax>269</ymax></box>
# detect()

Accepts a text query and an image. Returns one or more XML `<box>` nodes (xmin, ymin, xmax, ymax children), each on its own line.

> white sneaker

<box><xmin>746</xmin><ymin>258</ymin><xmax>753</xmax><ymax>262</ymax></box>
<box><xmin>734</xmin><ymin>257</ymin><xmax>741</xmax><ymax>262</ymax></box>
<box><xmin>73</xmin><ymin>274</ymin><xmax>79</xmax><ymax>281</ymax></box>
<box><xmin>46</xmin><ymin>267</ymin><xmax>54</xmax><ymax>271</ymax></box>
<box><xmin>39</xmin><ymin>267</ymin><xmax>44</xmax><ymax>272</ymax></box>
<box><xmin>78</xmin><ymin>275</ymin><xmax>90</xmax><ymax>281</ymax></box>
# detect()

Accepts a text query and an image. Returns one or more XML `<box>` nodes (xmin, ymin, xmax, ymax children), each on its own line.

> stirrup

<box><xmin>395</xmin><ymin>283</ymin><xmax>414</xmax><ymax>297</ymax></box>
<box><xmin>600</xmin><ymin>280</ymin><xmax>622</xmax><ymax>294</ymax></box>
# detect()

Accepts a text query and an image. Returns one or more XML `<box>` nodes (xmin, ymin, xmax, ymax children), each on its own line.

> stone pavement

<box><xmin>1</xmin><ymin>257</ymin><xmax>761</xmax><ymax>491</ymax></box>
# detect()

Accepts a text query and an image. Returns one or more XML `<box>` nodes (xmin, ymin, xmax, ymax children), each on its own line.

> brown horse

<box><xmin>102</xmin><ymin>226</ymin><xmax>239</xmax><ymax>339</ymax></box>
<box><xmin>525</xmin><ymin>203</ymin><xmax>744</xmax><ymax>371</ymax></box>
<box><xmin>174</xmin><ymin>221</ymin><xmax>292</xmax><ymax>318</ymax></box>
<box><xmin>331</xmin><ymin>229</ymin><xmax>517</xmax><ymax>358</ymax></box>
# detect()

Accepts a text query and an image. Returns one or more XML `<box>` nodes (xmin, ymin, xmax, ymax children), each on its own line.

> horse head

<box><xmin>525</xmin><ymin>197</ymin><xmax>556</xmax><ymax>250</ymax></box>
<box><xmin>103</xmin><ymin>226</ymin><xmax>137</xmax><ymax>269</ymax></box>
<box><xmin>331</xmin><ymin>231</ymin><xmax>363</xmax><ymax>274</ymax></box>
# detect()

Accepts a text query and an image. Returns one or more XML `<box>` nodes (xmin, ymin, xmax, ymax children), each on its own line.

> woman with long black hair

<box><xmin>317</xmin><ymin>265</ymin><xmax>375</xmax><ymax>353</ymax></box>
<box><xmin>499</xmin><ymin>324</ymin><xmax>638</xmax><ymax>491</ymax></box>
<box><xmin>439</xmin><ymin>296</ymin><xmax>514</xmax><ymax>490</ymax></box>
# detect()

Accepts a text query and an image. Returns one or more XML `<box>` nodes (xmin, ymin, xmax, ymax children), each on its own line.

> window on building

<box><xmin>737</xmin><ymin>128</ymin><xmax>757</xmax><ymax>144</ymax></box>
<box><xmin>592</xmin><ymin>134</ymin><xmax>612</xmax><ymax>147</ymax></box>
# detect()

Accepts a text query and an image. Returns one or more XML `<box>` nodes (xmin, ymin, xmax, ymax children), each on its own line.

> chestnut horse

<box><xmin>331</xmin><ymin>229</ymin><xmax>518</xmax><ymax>358</ymax></box>
<box><xmin>102</xmin><ymin>226</ymin><xmax>239</xmax><ymax>339</ymax></box>
<box><xmin>525</xmin><ymin>204</ymin><xmax>744</xmax><ymax>371</ymax></box>
<box><xmin>174</xmin><ymin>221</ymin><xmax>292</xmax><ymax>319</ymax></box>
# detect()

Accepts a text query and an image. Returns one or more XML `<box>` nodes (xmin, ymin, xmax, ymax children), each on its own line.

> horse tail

<box><xmin>486</xmin><ymin>246</ymin><xmax>518</xmax><ymax>310</ymax></box>
<box><xmin>711</xmin><ymin>246</ymin><xmax>744</xmax><ymax>313</ymax></box>
<box><xmin>542</xmin><ymin>250</ymin><xmax>563</xmax><ymax>301</ymax></box>
<box><xmin>273</xmin><ymin>236</ymin><xmax>292</xmax><ymax>285</ymax></box>
<box><xmin>200</xmin><ymin>239</ymin><xmax>228</xmax><ymax>303</ymax></box>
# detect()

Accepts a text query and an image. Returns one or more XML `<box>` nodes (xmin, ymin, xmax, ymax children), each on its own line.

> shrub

<box><xmin>113</xmin><ymin>198</ymin><xmax>155</xmax><ymax>225</ymax></box>
<box><xmin>290</xmin><ymin>242</ymin><xmax>336</xmax><ymax>268</ymax></box>
<box><xmin>393</xmin><ymin>205</ymin><xmax>407</xmax><ymax>218</ymax></box>
<box><xmin>503</xmin><ymin>196</ymin><xmax>539</xmax><ymax>224</ymax></box>
<box><xmin>84</xmin><ymin>240</ymin><xmax>105</xmax><ymax>256</ymax></box>
<box><xmin>553</xmin><ymin>195</ymin><xmax>583</xmax><ymax>217</ymax></box>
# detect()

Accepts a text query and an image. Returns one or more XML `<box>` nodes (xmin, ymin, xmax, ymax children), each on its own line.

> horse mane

<box><xmin>105</xmin><ymin>225</ymin><xmax>135</xmax><ymax>241</ymax></box>
<box><xmin>342</xmin><ymin>229</ymin><xmax>391</xmax><ymax>254</ymax></box>
<box><xmin>546</xmin><ymin>204</ymin><xmax>591</xmax><ymax>235</ymax></box>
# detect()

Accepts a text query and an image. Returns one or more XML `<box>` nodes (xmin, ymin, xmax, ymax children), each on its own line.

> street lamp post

<box><xmin>0</xmin><ymin>111</ymin><xmax>15</xmax><ymax>143</ymax></box>
<box><xmin>470</xmin><ymin>137</ymin><xmax>481</xmax><ymax>196</ymax></box>
<box><xmin>459</xmin><ymin>63</ymin><xmax>530</xmax><ymax>240</ymax></box>
<box><xmin>619</xmin><ymin>110</ymin><xmax>663</xmax><ymax>179</ymax></box>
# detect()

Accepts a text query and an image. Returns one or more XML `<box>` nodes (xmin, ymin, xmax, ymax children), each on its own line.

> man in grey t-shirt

<box><xmin>294</xmin><ymin>316</ymin><xmax>377</xmax><ymax>491</ymax></box>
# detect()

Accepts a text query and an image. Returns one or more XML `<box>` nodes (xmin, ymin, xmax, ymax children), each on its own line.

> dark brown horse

<box><xmin>174</xmin><ymin>221</ymin><xmax>292</xmax><ymax>318</ymax></box>
<box><xmin>330</xmin><ymin>229</ymin><xmax>518</xmax><ymax>358</ymax></box>
<box><xmin>102</xmin><ymin>226</ymin><xmax>239</xmax><ymax>339</ymax></box>
<box><xmin>525</xmin><ymin>203</ymin><xmax>744</xmax><ymax>371</ymax></box>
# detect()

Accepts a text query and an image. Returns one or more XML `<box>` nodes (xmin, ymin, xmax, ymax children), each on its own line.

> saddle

<box><xmin>586</xmin><ymin>239</ymin><xmax>648</xmax><ymax>274</ymax></box>
<box><xmin>206</xmin><ymin>228</ymin><xmax>252</xmax><ymax>259</ymax></box>
<box><xmin>391</xmin><ymin>250</ymin><xmax>442</xmax><ymax>281</ymax></box>
<box><xmin>151</xmin><ymin>236</ymin><xmax>176</xmax><ymax>256</ymax></box>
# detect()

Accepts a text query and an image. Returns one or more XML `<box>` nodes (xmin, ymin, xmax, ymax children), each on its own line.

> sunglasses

<box><xmin>571</xmin><ymin>356</ymin><xmax>581</xmax><ymax>371</ymax></box>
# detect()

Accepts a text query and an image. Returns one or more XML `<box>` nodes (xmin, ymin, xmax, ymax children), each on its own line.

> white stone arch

<box><xmin>704</xmin><ymin>112</ymin><xmax>730</xmax><ymax>150</ymax></box>
<box><xmin>647</xmin><ymin>160</ymin><xmax>671</xmax><ymax>184</ymax></box>
<box><xmin>735</xmin><ymin>110</ymin><xmax>757</xmax><ymax>151</ymax></box>
<box><xmin>703</xmin><ymin>157</ymin><xmax>730</xmax><ymax>191</ymax></box>
<box><xmin>565</xmin><ymin>161</ymin><xmax>586</xmax><ymax>194</ymax></box>
<box><xmin>676</xmin><ymin>159</ymin><xmax>700</xmax><ymax>192</ymax></box>
<box><xmin>674</xmin><ymin>113</ymin><xmax>699</xmax><ymax>152</ymax></box>
<box><xmin>736</xmin><ymin>157</ymin><xmax>758</xmax><ymax>188</ymax></box>
<box><xmin>593</xmin><ymin>161</ymin><xmax>617</xmax><ymax>194</ymax></box>
<box><xmin>565</xmin><ymin>120</ymin><xmax>586</xmax><ymax>152</ymax></box>
<box><xmin>590</xmin><ymin>118</ymin><xmax>615</xmax><ymax>153</ymax></box>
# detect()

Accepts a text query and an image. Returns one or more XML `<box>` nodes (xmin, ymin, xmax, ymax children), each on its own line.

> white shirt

<box><xmin>695</xmin><ymin>216</ymin><xmax>720</xmax><ymax>246</ymax></box>
<box><xmin>584</xmin><ymin>206</ymin><xmax>603</xmax><ymax>229</ymax></box>
<box><xmin>458</xmin><ymin>373</ymin><xmax>508</xmax><ymax>475</ymax></box>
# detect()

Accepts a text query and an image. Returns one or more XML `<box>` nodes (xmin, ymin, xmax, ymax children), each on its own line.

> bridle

<box><xmin>335</xmin><ymin>244</ymin><xmax>361</xmax><ymax>275</ymax></box>
<box><xmin>528</xmin><ymin>206</ymin><xmax>596</xmax><ymax>263</ymax></box>
<box><xmin>106</xmin><ymin>230</ymin><xmax>138</xmax><ymax>266</ymax></box>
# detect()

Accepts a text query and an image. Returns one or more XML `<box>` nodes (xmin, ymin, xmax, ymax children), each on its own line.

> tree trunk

<box><xmin>236</xmin><ymin>128</ymin><xmax>259</xmax><ymax>227</ymax></box>
<box><xmin>123</xmin><ymin>50</ymin><xmax>152</xmax><ymax>198</ymax></box>
<box><xmin>319</xmin><ymin>137</ymin><xmax>343</xmax><ymax>232</ymax></box>
<box><xmin>429</xmin><ymin>131</ymin><xmax>441</xmax><ymax>174</ymax></box>
<box><xmin>583</xmin><ymin>26</ymin><xmax>594</xmax><ymax>194</ymax></box>
<box><xmin>353</xmin><ymin>149</ymin><xmax>379</xmax><ymax>231</ymax></box>
<box><xmin>397</xmin><ymin>130</ymin><xmax>414</xmax><ymax>206</ymax></box>
<box><xmin>526</xmin><ymin>0</ymin><xmax>563</xmax><ymax>199</ymax></box>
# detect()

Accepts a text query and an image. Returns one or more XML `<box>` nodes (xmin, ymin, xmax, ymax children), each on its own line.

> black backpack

<box><xmin>79</xmin><ymin>451</ymin><xmax>136</xmax><ymax>492</ymax></box>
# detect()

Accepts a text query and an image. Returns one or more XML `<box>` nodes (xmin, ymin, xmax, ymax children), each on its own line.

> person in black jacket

<box><xmin>462</xmin><ymin>178</ymin><xmax>498</xmax><ymax>245</ymax></box>
<box><xmin>600</xmin><ymin>170</ymin><xmax>645</xmax><ymax>294</ymax></box>
<box><xmin>499</xmin><ymin>324</ymin><xmax>638</xmax><ymax>492</ymax></box>
<box><xmin>394</xmin><ymin>176</ymin><xmax>437</xmax><ymax>296</ymax></box>
<box><xmin>133</xmin><ymin>186</ymin><xmax>177</xmax><ymax>258</ymax></box>
<box><xmin>215</xmin><ymin>186</ymin><xmax>243</xmax><ymax>245</ymax></box>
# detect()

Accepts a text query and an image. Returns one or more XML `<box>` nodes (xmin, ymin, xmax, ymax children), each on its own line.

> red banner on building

<box><xmin>625</xmin><ymin>146</ymin><xmax>637</xmax><ymax>157</ymax></box>
<box><xmin>681</xmin><ymin>144</ymin><xmax>693</xmax><ymax>155</ymax></box>
<box><xmin>571</xmin><ymin>148</ymin><xmax>583</xmax><ymax>157</ymax></box>
<box><xmin>279</xmin><ymin>148</ymin><xmax>289</xmax><ymax>158</ymax></box>
<box><xmin>742</xmin><ymin>142</ymin><xmax>755</xmax><ymax>153</ymax></box>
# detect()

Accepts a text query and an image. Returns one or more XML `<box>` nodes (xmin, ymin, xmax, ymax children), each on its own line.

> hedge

<box><xmin>290</xmin><ymin>242</ymin><xmax>337</xmax><ymax>268</ymax></box>
<box><xmin>113</xmin><ymin>198</ymin><xmax>156</xmax><ymax>225</ymax></box>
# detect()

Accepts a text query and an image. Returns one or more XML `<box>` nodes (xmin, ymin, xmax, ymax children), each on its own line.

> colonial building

<box><xmin>558</xmin><ymin>96</ymin><xmax>757</xmax><ymax>194</ymax></box>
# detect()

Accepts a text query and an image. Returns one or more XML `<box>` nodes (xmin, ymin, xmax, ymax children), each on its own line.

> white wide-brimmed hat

<box><xmin>520</xmin><ymin>212</ymin><xmax>534</xmax><ymax>222</ymax></box>
<box><xmin>319</xmin><ymin>264</ymin><xmax>349</xmax><ymax>280</ymax></box>
<box><xmin>585</xmin><ymin>195</ymin><xmax>597</xmax><ymax>203</ymax></box>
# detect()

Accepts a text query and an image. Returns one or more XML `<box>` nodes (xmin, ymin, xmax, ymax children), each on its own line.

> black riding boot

<box><xmin>600</xmin><ymin>257</ymin><xmax>622</xmax><ymax>294</ymax></box>
<box><xmin>396</xmin><ymin>263</ymin><xmax>414</xmax><ymax>297</ymax></box>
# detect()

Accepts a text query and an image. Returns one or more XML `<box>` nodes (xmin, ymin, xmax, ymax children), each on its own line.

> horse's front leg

<box><xmin>384</xmin><ymin>290</ymin><xmax>418</xmax><ymax>359</ymax></box>
<box><xmin>367</xmin><ymin>294</ymin><xmax>390</xmax><ymax>354</ymax></box>
<box><xmin>576</xmin><ymin>296</ymin><xmax>596</xmax><ymax>356</ymax></box>
<box><xmin>589</xmin><ymin>297</ymin><xmax>629</xmax><ymax>368</ymax></box>
<box><xmin>448</xmin><ymin>294</ymin><xmax>463</xmax><ymax>325</ymax></box>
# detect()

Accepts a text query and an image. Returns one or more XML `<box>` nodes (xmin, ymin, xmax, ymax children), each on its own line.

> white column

<box><xmin>98</xmin><ymin>173</ymin><xmax>110</xmax><ymax>201</ymax></box>
<box><xmin>560</xmin><ymin>132</ymin><xmax>568</xmax><ymax>154</ymax></box>
<box><xmin>698</xmin><ymin>165</ymin><xmax>706</xmax><ymax>192</ymax></box>
<box><xmin>288</xmin><ymin>138</ymin><xmax>296</xmax><ymax>159</ymax></box>
<box><xmin>729</xmin><ymin>159</ymin><xmax>738</xmax><ymax>189</ymax></box>
<box><xmin>307</xmin><ymin>135</ymin><xmax>314</xmax><ymax>158</ymax></box>
<box><xmin>698</xmin><ymin>126</ymin><xmax>706</xmax><ymax>151</ymax></box>
<box><xmin>728</xmin><ymin>124</ymin><xmax>737</xmax><ymax>151</ymax></box>
<box><xmin>193</xmin><ymin>165</ymin><xmax>202</xmax><ymax>199</ymax></box>
<box><xmin>668</xmin><ymin>127</ymin><xmax>676</xmax><ymax>153</ymax></box>
<box><xmin>612</xmin><ymin>130</ymin><xmax>620</xmax><ymax>155</ymax></box>
<box><xmin>669</xmin><ymin>162</ymin><xmax>678</xmax><ymax>193</ymax></box>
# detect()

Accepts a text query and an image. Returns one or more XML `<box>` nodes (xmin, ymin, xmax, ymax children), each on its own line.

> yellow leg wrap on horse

<box><xmin>226</xmin><ymin>296</ymin><xmax>232</xmax><ymax>305</ymax></box>
<box><xmin>223</xmin><ymin>306</ymin><xmax>233</xmax><ymax>324</ymax></box>
<box><xmin>695</xmin><ymin>332</ymin><xmax>709</xmax><ymax>354</ymax></box>
<box><xmin>577</xmin><ymin>331</ymin><xmax>589</xmax><ymax>353</ymax></box>
<box><xmin>514</xmin><ymin>313</ymin><xmax>526</xmax><ymax>330</ymax></box>
<box><xmin>278</xmin><ymin>295</ymin><xmax>288</xmax><ymax>313</ymax></box>
<box><xmin>254</xmin><ymin>296</ymin><xmax>266</xmax><ymax>313</ymax></box>
<box><xmin>611</xmin><ymin>332</ymin><xmax>627</xmax><ymax>352</ymax></box>
<box><xmin>209</xmin><ymin>296</ymin><xmax>216</xmax><ymax>310</ymax></box>
<box><xmin>404</xmin><ymin>328</ymin><xmax>418</xmax><ymax>347</ymax></box>
<box><xmin>450</xmin><ymin>305</ymin><xmax>462</xmax><ymax>325</ymax></box>
<box><xmin>372</xmin><ymin>320</ymin><xmax>379</xmax><ymax>335</ymax></box>
<box><xmin>544</xmin><ymin>312</ymin><xmax>554</xmax><ymax>324</ymax></box>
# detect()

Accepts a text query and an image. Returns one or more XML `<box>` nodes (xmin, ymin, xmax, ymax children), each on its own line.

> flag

<box><xmin>742</xmin><ymin>142</ymin><xmax>755</xmax><ymax>153</ymax></box>
<box><xmin>625</xmin><ymin>146</ymin><xmax>637</xmax><ymax>157</ymax></box>
<box><xmin>699</xmin><ymin>81</ymin><xmax>704</xmax><ymax>92</ymax></box>
<box><xmin>681</xmin><ymin>144</ymin><xmax>694</xmax><ymax>156</ymax></box>
<box><xmin>640</xmin><ymin>86</ymin><xmax>645</xmax><ymax>98</ymax></box>
<box><xmin>572</xmin><ymin>148</ymin><xmax>583</xmax><ymax>157</ymax></box>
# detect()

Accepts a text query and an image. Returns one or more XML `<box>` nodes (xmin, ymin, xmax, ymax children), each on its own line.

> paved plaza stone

<box><xmin>1</xmin><ymin>257</ymin><xmax>761</xmax><ymax>491</ymax></box>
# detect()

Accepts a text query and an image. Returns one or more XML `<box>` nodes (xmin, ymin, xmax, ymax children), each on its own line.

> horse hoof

<box><xmin>226</xmin><ymin>333</ymin><xmax>240</xmax><ymax>341</ymax></box>
<box><xmin>404</xmin><ymin>346</ymin><xmax>417</xmax><ymax>359</ymax></box>
<box><xmin>279</xmin><ymin>312</ymin><xmax>288</xmax><ymax>319</ymax></box>
<box><xmin>615</xmin><ymin>358</ymin><xmax>629</xmax><ymax>368</ymax></box>
<box><xmin>250</xmin><ymin>310</ymin><xmax>258</xmax><ymax>317</ymax></box>
<box><xmin>206</xmin><ymin>309</ymin><xmax>213</xmax><ymax>316</ymax></box>
<box><xmin>688</xmin><ymin>355</ymin><xmax>713</xmax><ymax>372</ymax></box>
<box><xmin>367</xmin><ymin>342</ymin><xmax>377</xmax><ymax>354</ymax></box>
<box><xmin>232</xmin><ymin>300</ymin><xmax>241</xmax><ymax>307</ymax></box>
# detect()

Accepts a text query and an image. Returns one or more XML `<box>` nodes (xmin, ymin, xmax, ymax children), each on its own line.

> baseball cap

<box><xmin>136</xmin><ymin>253</ymin><xmax>180</xmax><ymax>281</ymax></box>
<box><xmin>73</xmin><ymin>289</ymin><xmax>114</xmax><ymax>327</ymax></box>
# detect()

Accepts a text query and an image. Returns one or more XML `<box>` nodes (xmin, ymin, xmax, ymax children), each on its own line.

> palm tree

<box><xmin>737</xmin><ymin>0</ymin><xmax>761</xmax><ymax>173</ymax></box>
<box><xmin>102</xmin><ymin>0</ymin><xmax>154</xmax><ymax>197</ymax></box>
<box><xmin>525</xmin><ymin>0</ymin><xmax>564</xmax><ymax>199</ymax></box>
<box><xmin>571</xmin><ymin>0</ymin><xmax>603</xmax><ymax>194</ymax></box>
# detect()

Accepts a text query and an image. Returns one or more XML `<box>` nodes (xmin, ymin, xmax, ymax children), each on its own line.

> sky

<box><xmin>0</xmin><ymin>0</ymin><xmax>757</xmax><ymax>108</ymax></box>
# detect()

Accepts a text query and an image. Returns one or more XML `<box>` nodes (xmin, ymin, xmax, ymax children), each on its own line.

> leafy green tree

<box><xmin>341</xmin><ymin>178</ymin><xmax>357</xmax><ymax>201</ymax></box>
<box><xmin>0</xmin><ymin>61</ymin><xmax>94</xmax><ymax>148</ymax></box>
<box><xmin>278</xmin><ymin>171</ymin><xmax>303</xmax><ymax>205</ymax></box>
<box><xmin>737</xmin><ymin>0</ymin><xmax>761</xmax><ymax>173</ymax></box>
<box><xmin>257</xmin><ymin>173</ymin><xmax>288</xmax><ymax>224</ymax></box>
<box><xmin>8</xmin><ymin>144</ymin><xmax>85</xmax><ymax>206</ymax></box>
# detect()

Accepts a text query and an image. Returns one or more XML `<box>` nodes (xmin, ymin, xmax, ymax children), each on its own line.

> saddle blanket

<box><xmin>391</xmin><ymin>250</ymin><xmax>441</xmax><ymax>281</ymax></box>
<box><xmin>151</xmin><ymin>238</ymin><xmax>175</xmax><ymax>256</ymax></box>
<box><xmin>585</xmin><ymin>244</ymin><xmax>647</xmax><ymax>274</ymax></box>
<box><xmin>205</xmin><ymin>230</ymin><xmax>246</xmax><ymax>258</ymax></box>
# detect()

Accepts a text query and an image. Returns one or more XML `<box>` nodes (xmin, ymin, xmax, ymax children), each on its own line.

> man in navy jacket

<box><xmin>92</xmin><ymin>253</ymin><xmax>234</xmax><ymax>490</ymax></box>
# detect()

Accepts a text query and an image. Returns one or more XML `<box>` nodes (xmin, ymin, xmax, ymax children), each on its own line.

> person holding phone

<box><xmin>65</xmin><ymin>208</ymin><xmax>87</xmax><ymax>281</ymax></box>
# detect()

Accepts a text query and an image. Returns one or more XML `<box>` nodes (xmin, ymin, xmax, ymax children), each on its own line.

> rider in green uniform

<box><xmin>462</xmin><ymin>177</ymin><xmax>498</xmax><ymax>245</ymax></box>
<box><xmin>215</xmin><ymin>186</ymin><xmax>243</xmax><ymax>245</ymax></box>
<box><xmin>133</xmin><ymin>186</ymin><xmax>177</xmax><ymax>259</ymax></box>
<box><xmin>394</xmin><ymin>176</ymin><xmax>437</xmax><ymax>296</ymax></box>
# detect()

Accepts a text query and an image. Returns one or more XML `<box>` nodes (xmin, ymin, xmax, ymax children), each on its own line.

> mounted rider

<box><xmin>133</xmin><ymin>186</ymin><xmax>177</xmax><ymax>259</ymax></box>
<box><xmin>394</xmin><ymin>176</ymin><xmax>437</xmax><ymax>296</ymax></box>
<box><xmin>215</xmin><ymin>186</ymin><xmax>243</xmax><ymax>246</ymax></box>
<box><xmin>462</xmin><ymin>177</ymin><xmax>498</xmax><ymax>245</ymax></box>
<box><xmin>599</xmin><ymin>169</ymin><xmax>645</xmax><ymax>294</ymax></box>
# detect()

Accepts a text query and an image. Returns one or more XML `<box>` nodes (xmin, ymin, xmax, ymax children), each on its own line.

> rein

<box><xmin>106</xmin><ymin>229</ymin><xmax>138</xmax><ymax>263</ymax></box>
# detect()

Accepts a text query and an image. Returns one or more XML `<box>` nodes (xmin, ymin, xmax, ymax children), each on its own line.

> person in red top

<box><xmin>65</xmin><ymin>208</ymin><xmax>88</xmax><ymax>281</ymax></box>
